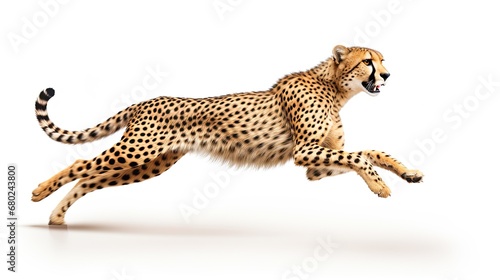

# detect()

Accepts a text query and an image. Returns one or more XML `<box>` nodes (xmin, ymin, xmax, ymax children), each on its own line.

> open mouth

<box><xmin>362</xmin><ymin>80</ymin><xmax>383</xmax><ymax>96</ymax></box>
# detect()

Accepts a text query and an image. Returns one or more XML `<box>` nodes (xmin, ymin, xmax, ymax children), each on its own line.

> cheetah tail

<box><xmin>35</xmin><ymin>88</ymin><xmax>138</xmax><ymax>144</ymax></box>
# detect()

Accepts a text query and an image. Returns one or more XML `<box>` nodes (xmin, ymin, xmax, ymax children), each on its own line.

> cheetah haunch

<box><xmin>33</xmin><ymin>45</ymin><xmax>423</xmax><ymax>225</ymax></box>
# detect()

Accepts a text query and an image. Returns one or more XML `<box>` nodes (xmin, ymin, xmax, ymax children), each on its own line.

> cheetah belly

<box><xmin>192</xmin><ymin>114</ymin><xmax>294</xmax><ymax>167</ymax></box>
<box><xmin>168</xmin><ymin>94</ymin><xmax>295</xmax><ymax>167</ymax></box>
<box><xmin>208</xmin><ymin>123</ymin><xmax>294</xmax><ymax>167</ymax></box>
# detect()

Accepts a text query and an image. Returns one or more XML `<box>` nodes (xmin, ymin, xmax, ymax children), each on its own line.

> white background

<box><xmin>1</xmin><ymin>0</ymin><xmax>500</xmax><ymax>279</ymax></box>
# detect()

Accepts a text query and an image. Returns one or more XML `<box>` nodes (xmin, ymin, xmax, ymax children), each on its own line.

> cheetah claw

<box><xmin>377</xmin><ymin>188</ymin><xmax>391</xmax><ymax>198</ymax></box>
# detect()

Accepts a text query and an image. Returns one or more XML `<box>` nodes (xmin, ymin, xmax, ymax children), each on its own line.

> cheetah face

<box><xmin>332</xmin><ymin>45</ymin><xmax>390</xmax><ymax>97</ymax></box>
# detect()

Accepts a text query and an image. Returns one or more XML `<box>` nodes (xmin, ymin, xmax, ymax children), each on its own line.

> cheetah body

<box><xmin>144</xmin><ymin>92</ymin><xmax>295</xmax><ymax>168</ymax></box>
<box><xmin>33</xmin><ymin>45</ymin><xmax>423</xmax><ymax>225</ymax></box>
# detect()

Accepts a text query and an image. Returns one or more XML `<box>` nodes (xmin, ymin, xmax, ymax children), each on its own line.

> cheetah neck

<box><xmin>309</xmin><ymin>57</ymin><xmax>336</xmax><ymax>82</ymax></box>
<box><xmin>307</xmin><ymin>57</ymin><xmax>352</xmax><ymax>108</ymax></box>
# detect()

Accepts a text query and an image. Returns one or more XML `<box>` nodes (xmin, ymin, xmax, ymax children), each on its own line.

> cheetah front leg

<box><xmin>305</xmin><ymin>122</ymin><xmax>350</xmax><ymax>181</ymax></box>
<box><xmin>305</xmin><ymin>150</ymin><xmax>423</xmax><ymax>184</ymax></box>
<box><xmin>306</xmin><ymin>168</ymin><xmax>349</xmax><ymax>181</ymax></box>
<box><xmin>294</xmin><ymin>144</ymin><xmax>391</xmax><ymax>197</ymax></box>
<box><xmin>361</xmin><ymin>150</ymin><xmax>423</xmax><ymax>183</ymax></box>
<box><xmin>48</xmin><ymin>151</ymin><xmax>185</xmax><ymax>225</ymax></box>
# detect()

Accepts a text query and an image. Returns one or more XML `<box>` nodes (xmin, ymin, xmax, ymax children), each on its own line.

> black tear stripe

<box><xmin>368</xmin><ymin>60</ymin><xmax>376</xmax><ymax>84</ymax></box>
<box><xmin>361</xmin><ymin>61</ymin><xmax>376</xmax><ymax>90</ymax></box>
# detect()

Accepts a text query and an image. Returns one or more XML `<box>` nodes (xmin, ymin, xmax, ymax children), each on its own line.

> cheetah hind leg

<box><xmin>48</xmin><ymin>151</ymin><xmax>185</xmax><ymax>225</ymax></box>
<box><xmin>32</xmin><ymin>159</ymin><xmax>87</xmax><ymax>202</ymax></box>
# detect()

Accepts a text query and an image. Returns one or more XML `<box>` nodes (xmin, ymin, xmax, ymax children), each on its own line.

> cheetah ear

<box><xmin>332</xmin><ymin>45</ymin><xmax>349</xmax><ymax>64</ymax></box>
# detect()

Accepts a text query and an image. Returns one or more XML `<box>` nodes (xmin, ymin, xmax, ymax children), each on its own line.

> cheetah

<box><xmin>33</xmin><ymin>45</ymin><xmax>423</xmax><ymax>225</ymax></box>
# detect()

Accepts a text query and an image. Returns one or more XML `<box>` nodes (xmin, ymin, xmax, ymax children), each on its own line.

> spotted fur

<box><xmin>33</xmin><ymin>45</ymin><xmax>423</xmax><ymax>225</ymax></box>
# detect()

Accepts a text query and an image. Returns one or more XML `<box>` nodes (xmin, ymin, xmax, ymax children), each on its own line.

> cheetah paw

<box><xmin>32</xmin><ymin>182</ymin><xmax>53</xmax><ymax>202</ymax></box>
<box><xmin>376</xmin><ymin>186</ymin><xmax>391</xmax><ymax>198</ymax></box>
<box><xmin>368</xmin><ymin>180</ymin><xmax>391</xmax><ymax>198</ymax></box>
<box><xmin>48</xmin><ymin>214</ymin><xmax>66</xmax><ymax>226</ymax></box>
<box><xmin>401</xmin><ymin>170</ymin><xmax>424</xmax><ymax>183</ymax></box>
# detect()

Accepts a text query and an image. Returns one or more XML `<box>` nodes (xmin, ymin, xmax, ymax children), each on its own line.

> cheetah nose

<box><xmin>380</xmin><ymin>73</ymin><xmax>390</xmax><ymax>81</ymax></box>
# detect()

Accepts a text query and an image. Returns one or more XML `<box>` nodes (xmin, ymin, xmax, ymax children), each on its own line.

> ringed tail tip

<box><xmin>40</xmin><ymin>88</ymin><xmax>55</xmax><ymax>101</ymax></box>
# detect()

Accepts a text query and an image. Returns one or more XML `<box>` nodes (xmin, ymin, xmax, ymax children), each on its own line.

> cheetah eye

<box><xmin>362</xmin><ymin>59</ymin><xmax>371</xmax><ymax>66</ymax></box>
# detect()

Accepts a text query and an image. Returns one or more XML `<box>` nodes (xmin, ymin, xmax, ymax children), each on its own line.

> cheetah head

<box><xmin>332</xmin><ymin>45</ymin><xmax>390</xmax><ymax>97</ymax></box>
